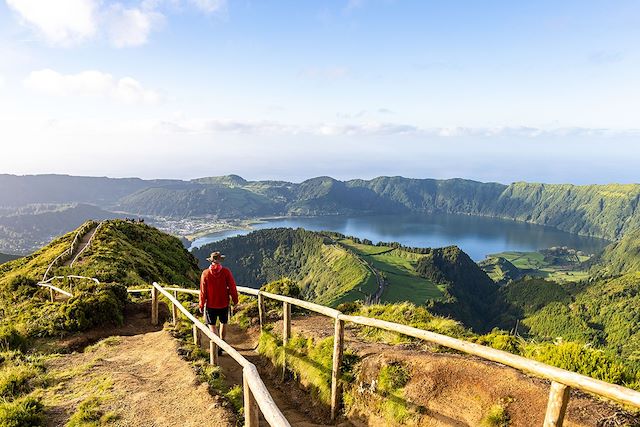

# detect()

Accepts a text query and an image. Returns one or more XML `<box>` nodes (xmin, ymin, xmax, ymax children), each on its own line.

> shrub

<box><xmin>0</xmin><ymin>396</ymin><xmax>44</xmax><ymax>427</ymax></box>
<box><xmin>524</xmin><ymin>341</ymin><xmax>635</xmax><ymax>386</ymax></box>
<box><xmin>5</xmin><ymin>276</ymin><xmax>38</xmax><ymax>301</ymax></box>
<box><xmin>0</xmin><ymin>364</ymin><xmax>41</xmax><ymax>398</ymax></box>
<box><xmin>473</xmin><ymin>329</ymin><xmax>524</xmax><ymax>354</ymax></box>
<box><xmin>0</xmin><ymin>326</ymin><xmax>27</xmax><ymax>352</ymax></box>
<box><xmin>377</xmin><ymin>362</ymin><xmax>410</xmax><ymax>394</ymax></box>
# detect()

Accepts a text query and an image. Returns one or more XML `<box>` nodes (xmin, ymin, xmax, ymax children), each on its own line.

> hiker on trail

<box><xmin>199</xmin><ymin>251</ymin><xmax>238</xmax><ymax>355</ymax></box>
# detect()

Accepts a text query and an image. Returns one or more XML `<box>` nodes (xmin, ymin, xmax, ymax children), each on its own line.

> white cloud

<box><xmin>5</xmin><ymin>0</ymin><xmax>220</xmax><ymax>48</ymax></box>
<box><xmin>5</xmin><ymin>0</ymin><xmax>97</xmax><ymax>45</ymax></box>
<box><xmin>106</xmin><ymin>4</ymin><xmax>164</xmax><ymax>47</ymax></box>
<box><xmin>24</xmin><ymin>69</ymin><xmax>161</xmax><ymax>104</ymax></box>
<box><xmin>189</xmin><ymin>0</ymin><xmax>226</xmax><ymax>13</ymax></box>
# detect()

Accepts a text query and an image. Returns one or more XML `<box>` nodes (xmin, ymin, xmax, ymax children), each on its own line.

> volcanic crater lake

<box><xmin>189</xmin><ymin>213</ymin><xmax>610</xmax><ymax>261</ymax></box>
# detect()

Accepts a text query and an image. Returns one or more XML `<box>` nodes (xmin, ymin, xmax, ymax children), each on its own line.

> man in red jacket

<box><xmin>199</xmin><ymin>251</ymin><xmax>239</xmax><ymax>354</ymax></box>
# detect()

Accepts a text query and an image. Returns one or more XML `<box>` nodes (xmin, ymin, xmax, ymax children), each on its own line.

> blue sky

<box><xmin>0</xmin><ymin>0</ymin><xmax>639</xmax><ymax>183</ymax></box>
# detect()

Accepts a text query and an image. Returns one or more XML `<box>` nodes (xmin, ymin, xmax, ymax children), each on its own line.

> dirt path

<box><xmin>63</xmin><ymin>224</ymin><xmax>99</xmax><ymax>267</ymax></box>
<box><xmin>43</xmin><ymin>305</ymin><xmax>235</xmax><ymax>426</ymax></box>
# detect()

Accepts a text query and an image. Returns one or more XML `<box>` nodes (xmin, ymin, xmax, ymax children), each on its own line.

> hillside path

<box><xmin>63</xmin><ymin>223</ymin><xmax>99</xmax><ymax>267</ymax></box>
<box><xmin>43</xmin><ymin>306</ymin><xmax>235</xmax><ymax>426</ymax></box>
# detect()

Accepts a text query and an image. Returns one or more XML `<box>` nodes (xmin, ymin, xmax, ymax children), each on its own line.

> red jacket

<box><xmin>199</xmin><ymin>264</ymin><xmax>239</xmax><ymax>310</ymax></box>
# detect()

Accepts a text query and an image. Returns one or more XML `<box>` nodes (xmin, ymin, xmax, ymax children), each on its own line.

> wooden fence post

<box><xmin>151</xmin><ymin>286</ymin><xmax>159</xmax><ymax>326</ymax></box>
<box><xmin>282</xmin><ymin>301</ymin><xmax>291</xmax><ymax>379</ymax></box>
<box><xmin>193</xmin><ymin>324</ymin><xmax>201</xmax><ymax>347</ymax></box>
<box><xmin>258</xmin><ymin>292</ymin><xmax>265</xmax><ymax>328</ymax></box>
<box><xmin>243</xmin><ymin>370</ymin><xmax>259</xmax><ymax>427</ymax></box>
<box><xmin>171</xmin><ymin>290</ymin><xmax>178</xmax><ymax>325</ymax></box>
<box><xmin>210</xmin><ymin>339</ymin><xmax>218</xmax><ymax>366</ymax></box>
<box><xmin>543</xmin><ymin>381</ymin><xmax>570</xmax><ymax>427</ymax></box>
<box><xmin>331</xmin><ymin>318</ymin><xmax>345</xmax><ymax>420</ymax></box>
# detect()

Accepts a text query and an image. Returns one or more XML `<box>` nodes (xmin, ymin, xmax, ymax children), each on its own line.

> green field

<box><xmin>339</xmin><ymin>239</ymin><xmax>445</xmax><ymax>304</ymax></box>
<box><xmin>488</xmin><ymin>251</ymin><xmax>590</xmax><ymax>283</ymax></box>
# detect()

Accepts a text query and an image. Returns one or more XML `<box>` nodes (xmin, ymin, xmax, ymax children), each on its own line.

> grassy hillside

<box><xmin>192</xmin><ymin>228</ymin><xmax>372</xmax><ymax>306</ymax></box>
<box><xmin>193</xmin><ymin>228</ymin><xmax>509</xmax><ymax>332</ymax></box>
<box><xmin>485</xmin><ymin>249</ymin><xmax>591</xmax><ymax>283</ymax></box>
<box><xmin>0</xmin><ymin>220</ymin><xmax>202</xmax><ymax>425</ymax></box>
<box><xmin>477</xmin><ymin>256</ymin><xmax>523</xmax><ymax>284</ymax></box>
<box><xmin>590</xmin><ymin>228</ymin><xmax>640</xmax><ymax>276</ymax></box>
<box><xmin>337</xmin><ymin>239</ymin><xmax>445</xmax><ymax>303</ymax></box>
<box><xmin>117</xmin><ymin>183</ymin><xmax>281</xmax><ymax>218</ymax></box>
<box><xmin>500</xmin><ymin>273</ymin><xmax>640</xmax><ymax>371</ymax></box>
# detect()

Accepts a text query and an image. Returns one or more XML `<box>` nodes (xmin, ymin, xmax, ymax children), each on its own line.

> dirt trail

<box><xmin>43</xmin><ymin>304</ymin><xmax>235</xmax><ymax>427</ymax></box>
<box><xmin>63</xmin><ymin>224</ymin><xmax>98</xmax><ymax>267</ymax></box>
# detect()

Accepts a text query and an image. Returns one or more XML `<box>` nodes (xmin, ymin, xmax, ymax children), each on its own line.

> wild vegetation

<box><xmin>0</xmin><ymin>220</ymin><xmax>203</xmax><ymax>425</ymax></box>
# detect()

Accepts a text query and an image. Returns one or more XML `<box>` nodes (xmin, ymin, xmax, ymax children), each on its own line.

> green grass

<box><xmin>489</xmin><ymin>251</ymin><xmax>589</xmax><ymax>283</ymax></box>
<box><xmin>481</xmin><ymin>402</ymin><xmax>510</xmax><ymax>427</ymax></box>
<box><xmin>0</xmin><ymin>396</ymin><xmax>45</xmax><ymax>427</ymax></box>
<box><xmin>339</xmin><ymin>240</ymin><xmax>445</xmax><ymax>304</ymax></box>
<box><xmin>258</xmin><ymin>329</ymin><xmax>358</xmax><ymax>406</ymax></box>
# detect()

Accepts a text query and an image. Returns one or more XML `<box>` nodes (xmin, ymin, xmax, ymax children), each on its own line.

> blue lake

<box><xmin>189</xmin><ymin>213</ymin><xmax>610</xmax><ymax>261</ymax></box>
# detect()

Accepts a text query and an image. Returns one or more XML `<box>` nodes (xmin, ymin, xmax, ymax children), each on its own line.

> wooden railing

<box><xmin>128</xmin><ymin>283</ymin><xmax>291</xmax><ymax>427</ymax></box>
<box><xmin>37</xmin><ymin>275</ymin><xmax>100</xmax><ymax>301</ymax></box>
<box><xmin>156</xmin><ymin>285</ymin><xmax>640</xmax><ymax>427</ymax></box>
<box><xmin>70</xmin><ymin>221</ymin><xmax>104</xmax><ymax>267</ymax></box>
<box><xmin>42</xmin><ymin>220</ymin><xmax>99</xmax><ymax>281</ymax></box>
<box><xmin>42</xmin><ymin>279</ymin><xmax>640</xmax><ymax>426</ymax></box>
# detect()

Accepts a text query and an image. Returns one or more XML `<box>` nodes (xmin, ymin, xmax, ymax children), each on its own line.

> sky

<box><xmin>0</xmin><ymin>0</ymin><xmax>639</xmax><ymax>184</ymax></box>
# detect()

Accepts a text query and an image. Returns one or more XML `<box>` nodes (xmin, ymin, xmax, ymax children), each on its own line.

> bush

<box><xmin>473</xmin><ymin>329</ymin><xmax>524</xmax><ymax>354</ymax></box>
<box><xmin>5</xmin><ymin>276</ymin><xmax>38</xmax><ymax>301</ymax></box>
<box><xmin>377</xmin><ymin>362</ymin><xmax>410</xmax><ymax>394</ymax></box>
<box><xmin>0</xmin><ymin>364</ymin><xmax>41</xmax><ymax>398</ymax></box>
<box><xmin>524</xmin><ymin>341</ymin><xmax>635</xmax><ymax>386</ymax></box>
<box><xmin>0</xmin><ymin>326</ymin><xmax>27</xmax><ymax>352</ymax></box>
<box><xmin>0</xmin><ymin>396</ymin><xmax>44</xmax><ymax>427</ymax></box>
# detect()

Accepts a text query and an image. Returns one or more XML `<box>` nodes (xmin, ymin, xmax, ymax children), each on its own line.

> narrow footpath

<box><xmin>63</xmin><ymin>224</ymin><xmax>99</xmax><ymax>267</ymax></box>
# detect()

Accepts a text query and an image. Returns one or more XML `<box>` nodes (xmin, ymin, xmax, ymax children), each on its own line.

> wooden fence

<box><xmin>156</xmin><ymin>285</ymin><xmax>640</xmax><ymax>427</ymax></box>
<box><xmin>129</xmin><ymin>283</ymin><xmax>291</xmax><ymax>427</ymax></box>
<box><xmin>45</xmin><ymin>280</ymin><xmax>640</xmax><ymax>427</ymax></box>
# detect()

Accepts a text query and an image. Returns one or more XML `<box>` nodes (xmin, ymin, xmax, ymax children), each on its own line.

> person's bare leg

<box><xmin>220</xmin><ymin>322</ymin><xmax>227</xmax><ymax>341</ymax></box>
<box><xmin>209</xmin><ymin>323</ymin><xmax>218</xmax><ymax>337</ymax></box>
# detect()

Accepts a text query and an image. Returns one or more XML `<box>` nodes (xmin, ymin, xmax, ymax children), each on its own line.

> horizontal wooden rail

<box><xmin>37</xmin><ymin>283</ymin><xmax>73</xmax><ymax>298</ymax></box>
<box><xmin>143</xmin><ymin>284</ymin><xmax>640</xmax><ymax>425</ymax></box>
<box><xmin>149</xmin><ymin>283</ymin><xmax>291</xmax><ymax>427</ymax></box>
<box><xmin>259</xmin><ymin>291</ymin><xmax>341</xmax><ymax>319</ymax></box>
<box><xmin>337</xmin><ymin>314</ymin><xmax>640</xmax><ymax>409</ymax></box>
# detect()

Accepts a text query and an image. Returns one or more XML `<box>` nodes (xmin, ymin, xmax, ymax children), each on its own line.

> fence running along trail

<box><xmin>45</xmin><ymin>281</ymin><xmax>640</xmax><ymax>427</ymax></box>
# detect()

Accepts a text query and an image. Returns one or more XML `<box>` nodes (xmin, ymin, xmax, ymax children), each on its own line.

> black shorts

<box><xmin>205</xmin><ymin>306</ymin><xmax>229</xmax><ymax>325</ymax></box>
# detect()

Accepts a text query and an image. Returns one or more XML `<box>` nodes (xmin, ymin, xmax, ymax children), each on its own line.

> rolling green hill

<box><xmin>589</xmin><ymin>228</ymin><xmax>640</xmax><ymax>276</ymax></box>
<box><xmin>3</xmin><ymin>174</ymin><xmax>640</xmax><ymax>248</ymax></box>
<box><xmin>477</xmin><ymin>256</ymin><xmax>523</xmax><ymax>284</ymax></box>
<box><xmin>117</xmin><ymin>183</ymin><xmax>282</xmax><ymax>218</ymax></box>
<box><xmin>193</xmin><ymin>228</ymin><xmax>509</xmax><ymax>332</ymax></box>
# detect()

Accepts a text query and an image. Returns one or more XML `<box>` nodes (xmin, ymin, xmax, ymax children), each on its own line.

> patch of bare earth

<box><xmin>42</xmin><ymin>304</ymin><xmax>235</xmax><ymax>427</ymax></box>
<box><xmin>271</xmin><ymin>314</ymin><xmax>639</xmax><ymax>427</ymax></box>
